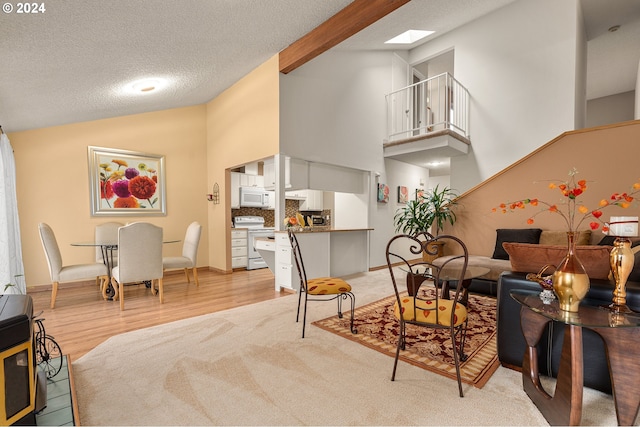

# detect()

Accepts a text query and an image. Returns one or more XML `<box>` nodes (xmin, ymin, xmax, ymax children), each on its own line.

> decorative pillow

<box><xmin>630</xmin><ymin>246</ymin><xmax>640</xmax><ymax>283</ymax></box>
<box><xmin>502</xmin><ymin>242</ymin><xmax>613</xmax><ymax>280</ymax></box>
<box><xmin>491</xmin><ymin>228</ymin><xmax>542</xmax><ymax>260</ymax></box>
<box><xmin>539</xmin><ymin>230</ymin><xmax>591</xmax><ymax>246</ymax></box>
<box><xmin>597</xmin><ymin>235</ymin><xmax>640</xmax><ymax>247</ymax></box>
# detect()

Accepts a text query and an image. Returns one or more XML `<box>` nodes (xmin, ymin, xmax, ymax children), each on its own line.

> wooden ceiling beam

<box><xmin>279</xmin><ymin>0</ymin><xmax>410</xmax><ymax>74</ymax></box>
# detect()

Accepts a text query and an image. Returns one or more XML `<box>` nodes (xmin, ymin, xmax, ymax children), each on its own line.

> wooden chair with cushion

<box><xmin>288</xmin><ymin>229</ymin><xmax>357</xmax><ymax>338</ymax></box>
<box><xmin>385</xmin><ymin>231</ymin><xmax>470</xmax><ymax>397</ymax></box>
<box><xmin>162</xmin><ymin>221</ymin><xmax>202</xmax><ymax>286</ymax></box>
<box><xmin>38</xmin><ymin>222</ymin><xmax>109</xmax><ymax>309</ymax></box>
<box><xmin>111</xmin><ymin>222</ymin><xmax>164</xmax><ymax>311</ymax></box>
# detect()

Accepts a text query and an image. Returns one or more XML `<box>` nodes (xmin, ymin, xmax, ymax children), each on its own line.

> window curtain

<box><xmin>0</xmin><ymin>132</ymin><xmax>25</xmax><ymax>294</ymax></box>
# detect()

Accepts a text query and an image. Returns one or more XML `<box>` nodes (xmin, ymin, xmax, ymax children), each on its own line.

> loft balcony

<box><xmin>384</xmin><ymin>72</ymin><xmax>470</xmax><ymax>169</ymax></box>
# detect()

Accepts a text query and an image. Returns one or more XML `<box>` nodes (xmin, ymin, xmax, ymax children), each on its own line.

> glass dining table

<box><xmin>71</xmin><ymin>239</ymin><xmax>180</xmax><ymax>299</ymax></box>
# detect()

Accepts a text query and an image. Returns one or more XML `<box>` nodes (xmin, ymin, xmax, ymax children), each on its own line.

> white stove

<box><xmin>233</xmin><ymin>216</ymin><xmax>274</xmax><ymax>270</ymax></box>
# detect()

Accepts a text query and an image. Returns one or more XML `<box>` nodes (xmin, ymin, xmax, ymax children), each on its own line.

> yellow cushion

<box><xmin>394</xmin><ymin>296</ymin><xmax>467</xmax><ymax>327</ymax></box>
<box><xmin>307</xmin><ymin>277</ymin><xmax>351</xmax><ymax>295</ymax></box>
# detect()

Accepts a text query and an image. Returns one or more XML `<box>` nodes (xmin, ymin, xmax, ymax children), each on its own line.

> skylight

<box><xmin>385</xmin><ymin>30</ymin><xmax>434</xmax><ymax>45</ymax></box>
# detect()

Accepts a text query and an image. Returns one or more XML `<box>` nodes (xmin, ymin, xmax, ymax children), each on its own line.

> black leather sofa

<box><xmin>497</xmin><ymin>272</ymin><xmax>640</xmax><ymax>394</ymax></box>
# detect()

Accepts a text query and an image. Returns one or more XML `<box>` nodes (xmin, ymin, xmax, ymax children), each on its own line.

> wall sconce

<box><xmin>207</xmin><ymin>183</ymin><xmax>220</xmax><ymax>204</ymax></box>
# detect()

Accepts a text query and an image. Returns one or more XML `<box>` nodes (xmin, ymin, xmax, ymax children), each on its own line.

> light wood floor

<box><xmin>27</xmin><ymin>268</ymin><xmax>289</xmax><ymax>360</ymax></box>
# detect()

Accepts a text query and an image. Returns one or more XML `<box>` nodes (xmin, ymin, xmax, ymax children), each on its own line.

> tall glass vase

<box><xmin>552</xmin><ymin>231</ymin><xmax>590</xmax><ymax>312</ymax></box>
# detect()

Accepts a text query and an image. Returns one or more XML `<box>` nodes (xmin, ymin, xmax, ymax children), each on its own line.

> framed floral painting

<box><xmin>88</xmin><ymin>146</ymin><xmax>166</xmax><ymax>216</ymax></box>
<box><xmin>377</xmin><ymin>183</ymin><xmax>389</xmax><ymax>203</ymax></box>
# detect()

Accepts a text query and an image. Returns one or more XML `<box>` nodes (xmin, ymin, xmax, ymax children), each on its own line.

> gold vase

<box><xmin>609</xmin><ymin>237</ymin><xmax>634</xmax><ymax>312</ymax></box>
<box><xmin>552</xmin><ymin>231</ymin><xmax>590</xmax><ymax>312</ymax></box>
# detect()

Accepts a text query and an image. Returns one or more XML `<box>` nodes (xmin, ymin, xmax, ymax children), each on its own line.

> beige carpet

<box><xmin>313</xmin><ymin>291</ymin><xmax>499</xmax><ymax>388</ymax></box>
<box><xmin>73</xmin><ymin>268</ymin><xmax>618</xmax><ymax>426</ymax></box>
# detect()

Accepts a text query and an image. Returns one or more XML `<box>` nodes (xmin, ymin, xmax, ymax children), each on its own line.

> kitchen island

<box><xmin>255</xmin><ymin>228</ymin><xmax>372</xmax><ymax>292</ymax></box>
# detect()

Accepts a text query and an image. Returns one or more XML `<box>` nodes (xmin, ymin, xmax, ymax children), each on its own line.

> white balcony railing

<box><xmin>385</xmin><ymin>72</ymin><xmax>469</xmax><ymax>142</ymax></box>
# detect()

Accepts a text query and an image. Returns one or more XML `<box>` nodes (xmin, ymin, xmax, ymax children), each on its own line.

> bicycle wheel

<box><xmin>36</xmin><ymin>336</ymin><xmax>63</xmax><ymax>379</ymax></box>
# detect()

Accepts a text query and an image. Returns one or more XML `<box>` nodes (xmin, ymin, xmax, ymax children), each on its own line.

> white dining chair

<box><xmin>111</xmin><ymin>222</ymin><xmax>164</xmax><ymax>311</ymax></box>
<box><xmin>38</xmin><ymin>223</ymin><xmax>109</xmax><ymax>309</ymax></box>
<box><xmin>163</xmin><ymin>221</ymin><xmax>202</xmax><ymax>286</ymax></box>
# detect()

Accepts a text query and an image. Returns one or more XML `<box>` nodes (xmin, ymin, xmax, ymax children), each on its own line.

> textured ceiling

<box><xmin>1</xmin><ymin>0</ymin><xmax>639</xmax><ymax>133</ymax></box>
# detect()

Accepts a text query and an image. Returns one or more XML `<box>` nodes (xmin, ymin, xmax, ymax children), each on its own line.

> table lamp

<box><xmin>608</xmin><ymin>216</ymin><xmax>639</xmax><ymax>313</ymax></box>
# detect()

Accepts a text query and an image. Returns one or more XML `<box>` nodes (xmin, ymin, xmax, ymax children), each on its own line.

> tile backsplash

<box><xmin>232</xmin><ymin>200</ymin><xmax>330</xmax><ymax>228</ymax></box>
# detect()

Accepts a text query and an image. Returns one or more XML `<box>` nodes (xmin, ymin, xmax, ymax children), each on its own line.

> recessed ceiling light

<box><xmin>385</xmin><ymin>30</ymin><xmax>435</xmax><ymax>45</ymax></box>
<box><xmin>122</xmin><ymin>78</ymin><xmax>169</xmax><ymax>95</ymax></box>
<box><xmin>132</xmin><ymin>80</ymin><xmax>159</xmax><ymax>92</ymax></box>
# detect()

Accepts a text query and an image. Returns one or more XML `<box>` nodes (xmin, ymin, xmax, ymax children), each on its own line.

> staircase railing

<box><xmin>385</xmin><ymin>72</ymin><xmax>469</xmax><ymax>142</ymax></box>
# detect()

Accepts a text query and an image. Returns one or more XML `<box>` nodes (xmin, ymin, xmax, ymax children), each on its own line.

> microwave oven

<box><xmin>239</xmin><ymin>187</ymin><xmax>270</xmax><ymax>208</ymax></box>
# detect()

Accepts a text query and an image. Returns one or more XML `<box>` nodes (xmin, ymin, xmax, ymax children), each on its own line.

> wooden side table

<box><xmin>511</xmin><ymin>290</ymin><xmax>640</xmax><ymax>426</ymax></box>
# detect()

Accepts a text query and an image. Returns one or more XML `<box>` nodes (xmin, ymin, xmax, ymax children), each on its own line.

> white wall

<box><xmin>409</xmin><ymin>0</ymin><xmax>583</xmax><ymax>193</ymax></box>
<box><xmin>278</xmin><ymin>0</ymin><xmax>586</xmax><ymax>269</ymax></box>
<box><xmin>587</xmin><ymin>91</ymin><xmax>636</xmax><ymax>127</ymax></box>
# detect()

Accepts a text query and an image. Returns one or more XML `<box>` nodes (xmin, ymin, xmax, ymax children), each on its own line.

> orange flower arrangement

<box><xmin>492</xmin><ymin>168</ymin><xmax>640</xmax><ymax>233</ymax></box>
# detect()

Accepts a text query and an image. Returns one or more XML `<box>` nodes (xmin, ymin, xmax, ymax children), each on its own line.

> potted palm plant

<box><xmin>393</xmin><ymin>185</ymin><xmax>458</xmax><ymax>294</ymax></box>
<box><xmin>393</xmin><ymin>185</ymin><xmax>458</xmax><ymax>236</ymax></box>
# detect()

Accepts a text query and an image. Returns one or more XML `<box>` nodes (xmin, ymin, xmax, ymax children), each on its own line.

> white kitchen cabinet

<box><xmin>230</xmin><ymin>172</ymin><xmax>241</xmax><ymax>208</ymax></box>
<box><xmin>231</xmin><ymin>229</ymin><xmax>248</xmax><ymax>268</ymax></box>
<box><xmin>300</xmin><ymin>190</ymin><xmax>323</xmax><ymax>210</ymax></box>
<box><xmin>263</xmin><ymin>157</ymin><xmax>308</xmax><ymax>190</ymax></box>
<box><xmin>275</xmin><ymin>233</ymin><xmax>295</xmax><ymax>291</ymax></box>
<box><xmin>263</xmin><ymin>160</ymin><xmax>276</xmax><ymax>190</ymax></box>
<box><xmin>240</xmin><ymin>174</ymin><xmax>264</xmax><ymax>188</ymax></box>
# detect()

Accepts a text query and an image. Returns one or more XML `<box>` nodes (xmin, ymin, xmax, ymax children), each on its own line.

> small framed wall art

<box><xmin>88</xmin><ymin>146</ymin><xmax>167</xmax><ymax>216</ymax></box>
<box><xmin>397</xmin><ymin>186</ymin><xmax>408</xmax><ymax>203</ymax></box>
<box><xmin>377</xmin><ymin>183</ymin><xmax>389</xmax><ymax>203</ymax></box>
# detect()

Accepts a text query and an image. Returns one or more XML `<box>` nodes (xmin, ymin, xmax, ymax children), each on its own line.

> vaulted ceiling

<box><xmin>1</xmin><ymin>0</ymin><xmax>638</xmax><ymax>133</ymax></box>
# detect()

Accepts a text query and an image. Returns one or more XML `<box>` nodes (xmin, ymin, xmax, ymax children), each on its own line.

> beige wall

<box><xmin>10</xmin><ymin>105</ymin><xmax>209</xmax><ymax>288</ymax></box>
<box><xmin>206</xmin><ymin>54</ymin><xmax>280</xmax><ymax>271</ymax></box>
<box><xmin>441</xmin><ymin>120</ymin><xmax>640</xmax><ymax>256</ymax></box>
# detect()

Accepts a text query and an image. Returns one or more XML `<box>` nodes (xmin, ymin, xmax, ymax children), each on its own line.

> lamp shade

<box><xmin>609</xmin><ymin>216</ymin><xmax>639</xmax><ymax>237</ymax></box>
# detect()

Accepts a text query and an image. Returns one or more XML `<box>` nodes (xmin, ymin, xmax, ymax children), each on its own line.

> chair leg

<box><xmin>183</xmin><ymin>268</ymin><xmax>190</xmax><ymax>283</ymax></box>
<box><xmin>158</xmin><ymin>278</ymin><xmax>164</xmax><ymax>304</ymax></box>
<box><xmin>50</xmin><ymin>281</ymin><xmax>59</xmax><ymax>309</ymax></box>
<box><xmin>192</xmin><ymin>267</ymin><xmax>199</xmax><ymax>286</ymax></box>
<box><xmin>119</xmin><ymin>281</ymin><xmax>125</xmax><ymax>311</ymax></box>
<box><xmin>451</xmin><ymin>325</ymin><xmax>464</xmax><ymax>397</ymax></box>
<box><xmin>301</xmin><ymin>291</ymin><xmax>309</xmax><ymax>338</ymax></box>
<box><xmin>346</xmin><ymin>292</ymin><xmax>357</xmax><ymax>334</ymax></box>
<box><xmin>296</xmin><ymin>287</ymin><xmax>304</xmax><ymax>323</ymax></box>
<box><xmin>150</xmin><ymin>280</ymin><xmax>157</xmax><ymax>296</ymax></box>
<box><xmin>391</xmin><ymin>321</ymin><xmax>404</xmax><ymax>381</ymax></box>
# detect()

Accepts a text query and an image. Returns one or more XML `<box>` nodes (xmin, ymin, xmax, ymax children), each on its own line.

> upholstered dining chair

<box><xmin>94</xmin><ymin>221</ymin><xmax>123</xmax><ymax>288</ymax></box>
<box><xmin>38</xmin><ymin>222</ymin><xmax>109</xmax><ymax>309</ymax></box>
<box><xmin>162</xmin><ymin>221</ymin><xmax>202</xmax><ymax>286</ymax></box>
<box><xmin>385</xmin><ymin>231</ymin><xmax>470</xmax><ymax>397</ymax></box>
<box><xmin>288</xmin><ymin>229</ymin><xmax>357</xmax><ymax>338</ymax></box>
<box><xmin>111</xmin><ymin>222</ymin><xmax>164</xmax><ymax>311</ymax></box>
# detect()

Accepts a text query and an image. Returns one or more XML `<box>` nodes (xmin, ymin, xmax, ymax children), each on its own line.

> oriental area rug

<box><xmin>313</xmin><ymin>290</ymin><xmax>500</xmax><ymax>388</ymax></box>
